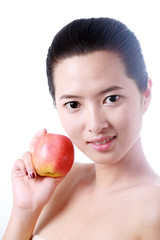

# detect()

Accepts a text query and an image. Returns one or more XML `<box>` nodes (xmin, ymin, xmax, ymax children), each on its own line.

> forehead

<box><xmin>53</xmin><ymin>51</ymin><xmax>136</xmax><ymax>96</ymax></box>
<box><xmin>54</xmin><ymin>50</ymin><xmax>125</xmax><ymax>74</ymax></box>
<box><xmin>54</xmin><ymin>51</ymin><xmax>125</xmax><ymax>78</ymax></box>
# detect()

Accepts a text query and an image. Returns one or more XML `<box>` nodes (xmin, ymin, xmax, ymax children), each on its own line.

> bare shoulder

<box><xmin>145</xmin><ymin>177</ymin><xmax>160</xmax><ymax>201</ymax></box>
<box><xmin>140</xmin><ymin>176</ymin><xmax>160</xmax><ymax>212</ymax></box>
<box><xmin>55</xmin><ymin>161</ymin><xmax>95</xmax><ymax>191</ymax></box>
<box><xmin>61</xmin><ymin>161</ymin><xmax>95</xmax><ymax>181</ymax></box>
<box><xmin>46</xmin><ymin>161</ymin><xmax>94</xmax><ymax>204</ymax></box>
<box><xmin>138</xmin><ymin>178</ymin><xmax>160</xmax><ymax>239</ymax></box>
<box><xmin>34</xmin><ymin>162</ymin><xmax>94</xmax><ymax>233</ymax></box>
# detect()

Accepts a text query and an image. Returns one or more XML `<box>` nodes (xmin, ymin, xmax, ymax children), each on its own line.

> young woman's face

<box><xmin>54</xmin><ymin>51</ymin><xmax>148</xmax><ymax>164</ymax></box>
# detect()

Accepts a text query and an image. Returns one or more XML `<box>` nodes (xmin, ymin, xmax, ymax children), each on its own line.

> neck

<box><xmin>93</xmin><ymin>136</ymin><xmax>154</xmax><ymax>193</ymax></box>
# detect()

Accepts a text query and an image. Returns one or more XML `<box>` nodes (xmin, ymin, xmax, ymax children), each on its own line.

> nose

<box><xmin>86</xmin><ymin>105</ymin><xmax>109</xmax><ymax>134</ymax></box>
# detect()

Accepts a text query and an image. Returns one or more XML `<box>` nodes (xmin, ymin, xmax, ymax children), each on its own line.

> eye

<box><xmin>65</xmin><ymin>101</ymin><xmax>81</xmax><ymax>109</ymax></box>
<box><xmin>104</xmin><ymin>95</ymin><xmax>120</xmax><ymax>105</ymax></box>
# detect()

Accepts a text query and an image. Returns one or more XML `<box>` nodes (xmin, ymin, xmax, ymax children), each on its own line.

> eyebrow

<box><xmin>59</xmin><ymin>94</ymin><xmax>82</xmax><ymax>100</ymax></box>
<box><xmin>100</xmin><ymin>86</ymin><xmax>123</xmax><ymax>94</ymax></box>
<box><xmin>59</xmin><ymin>86</ymin><xmax>123</xmax><ymax>100</ymax></box>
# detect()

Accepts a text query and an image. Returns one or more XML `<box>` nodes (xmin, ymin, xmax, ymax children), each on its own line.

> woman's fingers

<box><xmin>12</xmin><ymin>152</ymin><xmax>37</xmax><ymax>179</ymax></box>
<box><xmin>12</xmin><ymin>158</ymin><xmax>27</xmax><ymax>178</ymax></box>
<box><xmin>29</xmin><ymin>129</ymin><xmax>47</xmax><ymax>153</ymax></box>
<box><xmin>12</xmin><ymin>129</ymin><xmax>47</xmax><ymax>180</ymax></box>
<box><xmin>22</xmin><ymin>151</ymin><xmax>37</xmax><ymax>179</ymax></box>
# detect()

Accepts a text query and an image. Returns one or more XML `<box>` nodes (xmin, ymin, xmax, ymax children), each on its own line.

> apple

<box><xmin>32</xmin><ymin>133</ymin><xmax>74</xmax><ymax>177</ymax></box>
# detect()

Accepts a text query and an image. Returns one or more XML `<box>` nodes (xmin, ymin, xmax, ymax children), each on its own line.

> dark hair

<box><xmin>46</xmin><ymin>17</ymin><xmax>148</xmax><ymax>104</ymax></box>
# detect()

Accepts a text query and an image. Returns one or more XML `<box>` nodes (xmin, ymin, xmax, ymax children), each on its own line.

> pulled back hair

<box><xmin>46</xmin><ymin>17</ymin><xmax>148</xmax><ymax>104</ymax></box>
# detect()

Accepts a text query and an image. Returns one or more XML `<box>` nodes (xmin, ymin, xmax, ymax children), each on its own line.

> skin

<box><xmin>3</xmin><ymin>51</ymin><xmax>160</xmax><ymax>240</ymax></box>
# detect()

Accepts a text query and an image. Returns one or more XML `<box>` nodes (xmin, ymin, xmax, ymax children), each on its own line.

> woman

<box><xmin>3</xmin><ymin>17</ymin><xmax>160</xmax><ymax>240</ymax></box>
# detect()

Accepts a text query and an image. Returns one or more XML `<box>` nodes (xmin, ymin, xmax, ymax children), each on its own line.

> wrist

<box><xmin>11</xmin><ymin>205</ymin><xmax>42</xmax><ymax>221</ymax></box>
<box><xmin>3</xmin><ymin>206</ymin><xmax>42</xmax><ymax>240</ymax></box>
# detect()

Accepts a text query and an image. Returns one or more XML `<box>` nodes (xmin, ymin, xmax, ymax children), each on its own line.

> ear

<box><xmin>142</xmin><ymin>78</ymin><xmax>152</xmax><ymax>114</ymax></box>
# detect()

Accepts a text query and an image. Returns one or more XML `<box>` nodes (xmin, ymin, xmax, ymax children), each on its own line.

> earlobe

<box><xmin>142</xmin><ymin>78</ymin><xmax>152</xmax><ymax>114</ymax></box>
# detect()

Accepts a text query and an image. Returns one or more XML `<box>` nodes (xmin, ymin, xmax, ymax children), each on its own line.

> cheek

<box><xmin>112</xmin><ymin>99</ymin><xmax>142</xmax><ymax>128</ymax></box>
<box><xmin>58</xmin><ymin>113</ymin><xmax>81</xmax><ymax>141</ymax></box>
<box><xmin>59</xmin><ymin>114</ymin><xmax>86</xmax><ymax>153</ymax></box>
<box><xmin>115</xmin><ymin>104</ymin><xmax>143</xmax><ymax>140</ymax></box>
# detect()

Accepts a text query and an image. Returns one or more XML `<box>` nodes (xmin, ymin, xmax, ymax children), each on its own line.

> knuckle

<box><xmin>22</xmin><ymin>151</ymin><xmax>33</xmax><ymax>168</ymax></box>
<box><xmin>22</xmin><ymin>151</ymin><xmax>32</xmax><ymax>160</ymax></box>
<box><xmin>30</xmin><ymin>129</ymin><xmax>47</xmax><ymax>153</ymax></box>
<box><xmin>22</xmin><ymin>151</ymin><xmax>36</xmax><ymax>177</ymax></box>
<box><xmin>34</xmin><ymin>129</ymin><xmax>47</xmax><ymax>139</ymax></box>
<box><xmin>12</xmin><ymin>158</ymin><xmax>25</xmax><ymax>172</ymax></box>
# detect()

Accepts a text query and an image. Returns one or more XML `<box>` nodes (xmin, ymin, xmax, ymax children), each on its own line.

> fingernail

<box><xmin>25</xmin><ymin>170</ymin><xmax>28</xmax><ymax>175</ymax></box>
<box><xmin>30</xmin><ymin>172</ymin><xmax>36</xmax><ymax>179</ymax></box>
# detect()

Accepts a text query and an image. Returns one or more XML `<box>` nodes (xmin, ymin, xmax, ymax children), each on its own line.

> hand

<box><xmin>11</xmin><ymin>129</ymin><xmax>63</xmax><ymax>211</ymax></box>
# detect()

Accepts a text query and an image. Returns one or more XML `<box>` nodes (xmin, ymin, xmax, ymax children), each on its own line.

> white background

<box><xmin>0</xmin><ymin>0</ymin><xmax>160</xmax><ymax>237</ymax></box>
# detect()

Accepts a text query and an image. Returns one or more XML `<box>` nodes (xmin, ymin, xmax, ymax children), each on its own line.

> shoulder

<box><xmin>63</xmin><ymin>161</ymin><xmax>95</xmax><ymax>179</ymax></box>
<box><xmin>52</xmin><ymin>161</ymin><xmax>95</xmax><ymax>199</ymax></box>
<box><xmin>138</xmin><ymin>181</ymin><xmax>160</xmax><ymax>239</ymax></box>
<box><xmin>34</xmin><ymin>162</ymin><xmax>95</xmax><ymax>232</ymax></box>
<box><xmin>139</xmin><ymin>179</ymin><xmax>160</xmax><ymax>215</ymax></box>
<box><xmin>48</xmin><ymin>161</ymin><xmax>94</xmax><ymax>202</ymax></box>
<box><xmin>144</xmin><ymin>179</ymin><xmax>160</xmax><ymax>204</ymax></box>
<box><xmin>56</xmin><ymin>161</ymin><xmax>95</xmax><ymax>189</ymax></box>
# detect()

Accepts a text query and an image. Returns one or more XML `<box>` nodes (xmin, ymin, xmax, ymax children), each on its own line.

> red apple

<box><xmin>32</xmin><ymin>133</ymin><xmax>74</xmax><ymax>177</ymax></box>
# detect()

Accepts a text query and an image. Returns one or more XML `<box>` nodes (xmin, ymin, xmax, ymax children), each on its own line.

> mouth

<box><xmin>88</xmin><ymin>135</ymin><xmax>116</xmax><ymax>144</ymax></box>
<box><xmin>87</xmin><ymin>135</ymin><xmax>117</xmax><ymax>152</ymax></box>
<box><xmin>93</xmin><ymin>137</ymin><xmax>116</xmax><ymax>145</ymax></box>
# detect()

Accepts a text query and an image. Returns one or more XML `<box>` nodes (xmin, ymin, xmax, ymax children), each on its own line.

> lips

<box><xmin>88</xmin><ymin>135</ymin><xmax>116</xmax><ymax>152</ymax></box>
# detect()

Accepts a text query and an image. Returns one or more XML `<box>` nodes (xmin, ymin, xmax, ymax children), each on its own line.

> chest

<box><xmin>41</xmin><ymin>192</ymin><xmax>144</xmax><ymax>240</ymax></box>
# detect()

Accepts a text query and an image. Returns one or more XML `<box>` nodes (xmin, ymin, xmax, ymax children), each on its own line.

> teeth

<box><xmin>95</xmin><ymin>139</ymin><xmax>111</xmax><ymax>145</ymax></box>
